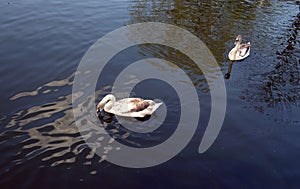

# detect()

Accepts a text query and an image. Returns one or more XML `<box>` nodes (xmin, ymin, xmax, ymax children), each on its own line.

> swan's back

<box><xmin>108</xmin><ymin>98</ymin><xmax>162</xmax><ymax>117</ymax></box>
<box><xmin>229</xmin><ymin>45</ymin><xmax>250</xmax><ymax>61</ymax></box>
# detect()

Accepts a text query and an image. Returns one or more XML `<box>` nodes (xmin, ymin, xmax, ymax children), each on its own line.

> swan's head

<box><xmin>96</xmin><ymin>94</ymin><xmax>115</xmax><ymax>113</ymax></box>
<box><xmin>234</xmin><ymin>35</ymin><xmax>242</xmax><ymax>45</ymax></box>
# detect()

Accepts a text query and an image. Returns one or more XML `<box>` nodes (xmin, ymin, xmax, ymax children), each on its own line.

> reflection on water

<box><xmin>1</xmin><ymin>76</ymin><xmax>146</xmax><ymax>189</ymax></box>
<box><xmin>224</xmin><ymin>60</ymin><xmax>234</xmax><ymax>79</ymax></box>
<box><xmin>0</xmin><ymin>69</ymin><xmax>176</xmax><ymax>184</ymax></box>
<box><xmin>1</xmin><ymin>73</ymin><xmax>85</xmax><ymax>170</ymax></box>
<box><xmin>128</xmin><ymin>0</ymin><xmax>259</xmax><ymax>62</ymax></box>
<box><xmin>1</xmin><ymin>0</ymin><xmax>300</xmax><ymax>188</ymax></box>
<box><xmin>242</xmin><ymin>9</ymin><xmax>300</xmax><ymax>115</ymax></box>
<box><xmin>128</xmin><ymin>0</ymin><xmax>300</xmax><ymax>112</ymax></box>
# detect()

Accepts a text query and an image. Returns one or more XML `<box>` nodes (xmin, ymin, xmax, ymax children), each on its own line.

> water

<box><xmin>1</xmin><ymin>0</ymin><xmax>300</xmax><ymax>188</ymax></box>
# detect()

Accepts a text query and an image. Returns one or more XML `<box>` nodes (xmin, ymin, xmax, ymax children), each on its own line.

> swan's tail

<box><xmin>151</xmin><ymin>102</ymin><xmax>163</xmax><ymax>113</ymax></box>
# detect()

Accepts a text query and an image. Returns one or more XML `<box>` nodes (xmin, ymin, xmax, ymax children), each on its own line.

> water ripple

<box><xmin>0</xmin><ymin>72</ymin><xmax>118</xmax><ymax>185</ymax></box>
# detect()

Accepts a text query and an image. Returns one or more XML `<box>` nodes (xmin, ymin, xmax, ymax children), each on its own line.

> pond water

<box><xmin>1</xmin><ymin>0</ymin><xmax>300</xmax><ymax>188</ymax></box>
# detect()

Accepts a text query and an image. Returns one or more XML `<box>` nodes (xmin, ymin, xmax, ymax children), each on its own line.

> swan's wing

<box><xmin>111</xmin><ymin>99</ymin><xmax>137</xmax><ymax>113</ymax></box>
<box><xmin>239</xmin><ymin>43</ymin><xmax>251</xmax><ymax>57</ymax></box>
<box><xmin>111</xmin><ymin>98</ymin><xmax>147</xmax><ymax>116</ymax></box>
<box><xmin>111</xmin><ymin>98</ymin><xmax>162</xmax><ymax>117</ymax></box>
<box><xmin>229</xmin><ymin>42</ymin><xmax>251</xmax><ymax>61</ymax></box>
<box><xmin>233</xmin><ymin>44</ymin><xmax>250</xmax><ymax>60</ymax></box>
<box><xmin>129</xmin><ymin>100</ymin><xmax>152</xmax><ymax>112</ymax></box>
<box><xmin>124</xmin><ymin>101</ymin><xmax>162</xmax><ymax>117</ymax></box>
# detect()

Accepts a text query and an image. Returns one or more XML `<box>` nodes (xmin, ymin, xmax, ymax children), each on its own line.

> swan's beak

<box><xmin>96</xmin><ymin>102</ymin><xmax>104</xmax><ymax>114</ymax></box>
<box><xmin>97</xmin><ymin>107</ymin><xmax>104</xmax><ymax>114</ymax></box>
<box><xmin>234</xmin><ymin>39</ymin><xmax>239</xmax><ymax>45</ymax></box>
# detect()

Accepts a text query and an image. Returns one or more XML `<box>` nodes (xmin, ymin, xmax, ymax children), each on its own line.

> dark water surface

<box><xmin>1</xmin><ymin>0</ymin><xmax>300</xmax><ymax>188</ymax></box>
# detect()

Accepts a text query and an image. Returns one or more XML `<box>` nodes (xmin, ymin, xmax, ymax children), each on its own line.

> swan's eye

<box><xmin>106</xmin><ymin>100</ymin><xmax>110</xmax><ymax>103</ymax></box>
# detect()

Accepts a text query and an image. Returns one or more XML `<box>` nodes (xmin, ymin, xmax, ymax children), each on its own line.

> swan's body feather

<box><xmin>228</xmin><ymin>35</ymin><xmax>251</xmax><ymax>61</ymax></box>
<box><xmin>97</xmin><ymin>95</ymin><xmax>162</xmax><ymax>118</ymax></box>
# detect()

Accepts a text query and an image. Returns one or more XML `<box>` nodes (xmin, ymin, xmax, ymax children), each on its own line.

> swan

<box><xmin>96</xmin><ymin>94</ymin><xmax>163</xmax><ymax>118</ymax></box>
<box><xmin>228</xmin><ymin>35</ymin><xmax>251</xmax><ymax>61</ymax></box>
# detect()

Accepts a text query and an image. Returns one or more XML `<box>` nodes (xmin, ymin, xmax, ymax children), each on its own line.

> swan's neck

<box><xmin>234</xmin><ymin>41</ymin><xmax>241</xmax><ymax>50</ymax></box>
<box><xmin>232</xmin><ymin>42</ymin><xmax>241</xmax><ymax>59</ymax></box>
<box><xmin>103</xmin><ymin>95</ymin><xmax>116</xmax><ymax>111</ymax></box>
<box><xmin>97</xmin><ymin>94</ymin><xmax>116</xmax><ymax>111</ymax></box>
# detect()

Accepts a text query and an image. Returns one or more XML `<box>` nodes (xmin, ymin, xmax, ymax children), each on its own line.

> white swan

<box><xmin>96</xmin><ymin>94</ymin><xmax>163</xmax><ymax>118</ymax></box>
<box><xmin>228</xmin><ymin>35</ymin><xmax>251</xmax><ymax>61</ymax></box>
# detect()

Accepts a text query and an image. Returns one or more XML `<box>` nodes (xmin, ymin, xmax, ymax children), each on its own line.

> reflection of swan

<box><xmin>97</xmin><ymin>111</ymin><xmax>114</xmax><ymax>124</ymax></box>
<box><xmin>228</xmin><ymin>35</ymin><xmax>251</xmax><ymax>61</ymax></box>
<box><xmin>224</xmin><ymin>60</ymin><xmax>234</xmax><ymax>79</ymax></box>
<box><xmin>97</xmin><ymin>94</ymin><xmax>162</xmax><ymax>118</ymax></box>
<box><xmin>97</xmin><ymin>110</ymin><xmax>151</xmax><ymax>124</ymax></box>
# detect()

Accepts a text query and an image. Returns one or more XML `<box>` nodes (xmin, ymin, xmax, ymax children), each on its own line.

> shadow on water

<box><xmin>224</xmin><ymin>60</ymin><xmax>234</xmax><ymax>79</ymax></box>
<box><xmin>97</xmin><ymin>111</ymin><xmax>151</xmax><ymax>123</ymax></box>
<box><xmin>97</xmin><ymin>111</ymin><xmax>115</xmax><ymax>124</ymax></box>
<box><xmin>224</xmin><ymin>59</ymin><xmax>251</xmax><ymax>80</ymax></box>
